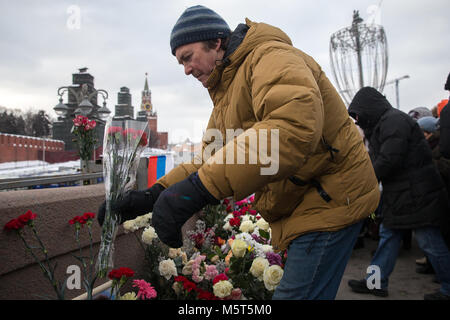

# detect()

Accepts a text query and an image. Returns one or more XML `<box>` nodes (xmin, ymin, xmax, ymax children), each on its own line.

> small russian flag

<box><xmin>147</xmin><ymin>155</ymin><xmax>171</xmax><ymax>187</ymax></box>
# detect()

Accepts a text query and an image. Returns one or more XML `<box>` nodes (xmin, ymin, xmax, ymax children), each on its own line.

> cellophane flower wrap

<box><xmin>96</xmin><ymin>118</ymin><xmax>149</xmax><ymax>278</ymax></box>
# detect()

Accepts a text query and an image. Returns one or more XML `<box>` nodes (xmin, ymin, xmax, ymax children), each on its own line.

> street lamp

<box><xmin>54</xmin><ymin>83</ymin><xmax>111</xmax><ymax>122</ymax></box>
<box><xmin>53</xmin><ymin>97</ymin><xmax>69</xmax><ymax>117</ymax></box>
<box><xmin>385</xmin><ymin>75</ymin><xmax>410</xmax><ymax>109</ymax></box>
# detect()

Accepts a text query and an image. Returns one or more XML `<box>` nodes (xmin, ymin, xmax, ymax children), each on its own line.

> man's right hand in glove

<box><xmin>97</xmin><ymin>183</ymin><xmax>165</xmax><ymax>226</ymax></box>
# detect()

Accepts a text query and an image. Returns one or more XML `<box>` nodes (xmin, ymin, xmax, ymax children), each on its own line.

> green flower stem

<box><xmin>18</xmin><ymin>230</ymin><xmax>64</xmax><ymax>300</ymax></box>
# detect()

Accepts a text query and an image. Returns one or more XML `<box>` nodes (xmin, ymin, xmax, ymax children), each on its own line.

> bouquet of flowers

<box><xmin>123</xmin><ymin>194</ymin><xmax>287</xmax><ymax>300</ymax></box>
<box><xmin>96</xmin><ymin>118</ymin><xmax>149</xmax><ymax>278</ymax></box>
<box><xmin>71</xmin><ymin>115</ymin><xmax>97</xmax><ymax>161</ymax></box>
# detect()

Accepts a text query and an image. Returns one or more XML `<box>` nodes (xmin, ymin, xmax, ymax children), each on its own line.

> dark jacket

<box><xmin>429</xmin><ymin>131</ymin><xmax>450</xmax><ymax>247</ymax></box>
<box><xmin>429</xmin><ymin>132</ymin><xmax>450</xmax><ymax>201</ymax></box>
<box><xmin>348</xmin><ymin>87</ymin><xmax>448</xmax><ymax>229</ymax></box>
<box><xmin>439</xmin><ymin>98</ymin><xmax>450</xmax><ymax>158</ymax></box>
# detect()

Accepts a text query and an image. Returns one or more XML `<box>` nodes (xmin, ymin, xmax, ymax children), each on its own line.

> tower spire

<box><xmin>141</xmin><ymin>72</ymin><xmax>153</xmax><ymax>114</ymax></box>
<box><xmin>144</xmin><ymin>72</ymin><xmax>149</xmax><ymax>92</ymax></box>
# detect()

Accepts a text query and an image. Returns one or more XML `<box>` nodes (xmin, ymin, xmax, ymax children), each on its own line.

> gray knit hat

<box><xmin>408</xmin><ymin>107</ymin><xmax>433</xmax><ymax>120</ymax></box>
<box><xmin>170</xmin><ymin>5</ymin><xmax>231</xmax><ymax>55</ymax></box>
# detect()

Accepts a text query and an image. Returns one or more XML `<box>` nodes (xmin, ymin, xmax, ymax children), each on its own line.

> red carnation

<box><xmin>69</xmin><ymin>212</ymin><xmax>95</xmax><ymax>226</ymax></box>
<box><xmin>4</xmin><ymin>218</ymin><xmax>25</xmax><ymax>231</ymax></box>
<box><xmin>139</xmin><ymin>132</ymin><xmax>148</xmax><ymax>147</ymax></box>
<box><xmin>18</xmin><ymin>210</ymin><xmax>37</xmax><ymax>225</ymax></box>
<box><xmin>108</xmin><ymin>267</ymin><xmax>135</xmax><ymax>280</ymax></box>
<box><xmin>229</xmin><ymin>217</ymin><xmax>241</xmax><ymax>227</ymax></box>
<box><xmin>183</xmin><ymin>280</ymin><xmax>197</xmax><ymax>292</ymax></box>
<box><xmin>213</xmin><ymin>273</ymin><xmax>229</xmax><ymax>285</ymax></box>
<box><xmin>174</xmin><ymin>275</ymin><xmax>188</xmax><ymax>283</ymax></box>
<box><xmin>197</xmin><ymin>288</ymin><xmax>217</xmax><ymax>300</ymax></box>
<box><xmin>83</xmin><ymin>212</ymin><xmax>95</xmax><ymax>220</ymax></box>
<box><xmin>4</xmin><ymin>210</ymin><xmax>37</xmax><ymax>231</ymax></box>
<box><xmin>107</xmin><ymin>126</ymin><xmax>123</xmax><ymax>135</ymax></box>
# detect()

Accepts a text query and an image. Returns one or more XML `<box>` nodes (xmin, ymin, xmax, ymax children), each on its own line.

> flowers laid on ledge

<box><xmin>123</xmin><ymin>194</ymin><xmax>287</xmax><ymax>300</ymax></box>
<box><xmin>3</xmin><ymin>195</ymin><xmax>283</xmax><ymax>300</ymax></box>
<box><xmin>3</xmin><ymin>210</ymin><xmax>156</xmax><ymax>300</ymax></box>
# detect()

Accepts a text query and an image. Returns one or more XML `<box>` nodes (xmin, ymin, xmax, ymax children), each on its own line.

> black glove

<box><xmin>152</xmin><ymin>172</ymin><xmax>219</xmax><ymax>248</ymax></box>
<box><xmin>97</xmin><ymin>183</ymin><xmax>165</xmax><ymax>226</ymax></box>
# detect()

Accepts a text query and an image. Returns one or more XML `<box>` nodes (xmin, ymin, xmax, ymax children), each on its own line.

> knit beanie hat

<box><xmin>408</xmin><ymin>107</ymin><xmax>432</xmax><ymax>120</ymax></box>
<box><xmin>170</xmin><ymin>5</ymin><xmax>231</xmax><ymax>55</ymax></box>
<box><xmin>418</xmin><ymin>116</ymin><xmax>438</xmax><ymax>133</ymax></box>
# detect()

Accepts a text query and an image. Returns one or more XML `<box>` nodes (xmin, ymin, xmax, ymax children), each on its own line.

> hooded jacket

<box><xmin>158</xmin><ymin>19</ymin><xmax>380</xmax><ymax>251</ymax></box>
<box><xmin>348</xmin><ymin>87</ymin><xmax>448</xmax><ymax>229</ymax></box>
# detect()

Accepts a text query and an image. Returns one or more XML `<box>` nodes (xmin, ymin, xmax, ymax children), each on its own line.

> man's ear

<box><xmin>215</xmin><ymin>38</ymin><xmax>222</xmax><ymax>51</ymax></box>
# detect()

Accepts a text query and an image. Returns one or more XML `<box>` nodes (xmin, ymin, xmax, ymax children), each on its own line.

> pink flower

<box><xmin>204</xmin><ymin>265</ymin><xmax>219</xmax><ymax>281</ymax></box>
<box><xmin>235</xmin><ymin>199</ymin><xmax>247</xmax><ymax>206</ymax></box>
<box><xmin>132</xmin><ymin>279</ymin><xmax>157</xmax><ymax>300</ymax></box>
<box><xmin>231</xmin><ymin>288</ymin><xmax>242</xmax><ymax>300</ymax></box>
<box><xmin>107</xmin><ymin>126</ymin><xmax>122</xmax><ymax>135</ymax></box>
<box><xmin>84</xmin><ymin>120</ymin><xmax>96</xmax><ymax>131</ymax></box>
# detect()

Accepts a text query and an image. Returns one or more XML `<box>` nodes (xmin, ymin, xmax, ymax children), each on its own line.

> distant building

<box><xmin>52</xmin><ymin>68</ymin><xmax>106</xmax><ymax>151</ymax></box>
<box><xmin>169</xmin><ymin>138</ymin><xmax>202</xmax><ymax>167</ymax></box>
<box><xmin>114</xmin><ymin>87</ymin><xmax>134</xmax><ymax>118</ymax></box>
<box><xmin>0</xmin><ymin>133</ymin><xmax>65</xmax><ymax>163</ymax></box>
<box><xmin>136</xmin><ymin>73</ymin><xmax>168</xmax><ymax>149</ymax></box>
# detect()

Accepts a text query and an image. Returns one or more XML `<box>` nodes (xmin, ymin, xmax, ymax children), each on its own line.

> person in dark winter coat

<box><xmin>346</xmin><ymin>86</ymin><xmax>450</xmax><ymax>300</ymax></box>
<box><xmin>418</xmin><ymin>116</ymin><xmax>450</xmax><ymax>247</ymax></box>
<box><xmin>439</xmin><ymin>72</ymin><xmax>450</xmax><ymax>158</ymax></box>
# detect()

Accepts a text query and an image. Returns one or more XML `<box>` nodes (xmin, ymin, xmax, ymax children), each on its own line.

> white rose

<box><xmin>231</xmin><ymin>239</ymin><xmax>248</xmax><ymax>258</ymax></box>
<box><xmin>141</xmin><ymin>226</ymin><xmax>157</xmax><ymax>245</ymax></box>
<box><xmin>182</xmin><ymin>260</ymin><xmax>195</xmax><ymax>275</ymax></box>
<box><xmin>158</xmin><ymin>259</ymin><xmax>178</xmax><ymax>280</ymax></box>
<box><xmin>256</xmin><ymin>217</ymin><xmax>270</xmax><ymax>231</ymax></box>
<box><xmin>239</xmin><ymin>220</ymin><xmax>255</xmax><ymax>233</ymax></box>
<box><xmin>122</xmin><ymin>220</ymin><xmax>137</xmax><ymax>233</ymax></box>
<box><xmin>120</xmin><ymin>292</ymin><xmax>137</xmax><ymax>300</ymax></box>
<box><xmin>261</xmin><ymin>245</ymin><xmax>273</xmax><ymax>254</ymax></box>
<box><xmin>249</xmin><ymin>257</ymin><xmax>269</xmax><ymax>280</ymax></box>
<box><xmin>134</xmin><ymin>213</ymin><xmax>151</xmax><ymax>228</ymax></box>
<box><xmin>223</xmin><ymin>221</ymin><xmax>232</xmax><ymax>231</ymax></box>
<box><xmin>263</xmin><ymin>265</ymin><xmax>284</xmax><ymax>291</ymax></box>
<box><xmin>168</xmin><ymin>248</ymin><xmax>182</xmax><ymax>259</ymax></box>
<box><xmin>213</xmin><ymin>280</ymin><xmax>233</xmax><ymax>298</ymax></box>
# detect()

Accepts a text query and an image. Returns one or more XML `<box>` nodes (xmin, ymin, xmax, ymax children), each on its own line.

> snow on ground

<box><xmin>0</xmin><ymin>160</ymin><xmax>80</xmax><ymax>179</ymax></box>
<box><xmin>0</xmin><ymin>148</ymin><xmax>174</xmax><ymax>180</ymax></box>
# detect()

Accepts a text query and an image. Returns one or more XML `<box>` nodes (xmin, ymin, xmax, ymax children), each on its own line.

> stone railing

<box><xmin>0</xmin><ymin>184</ymin><xmax>147</xmax><ymax>300</ymax></box>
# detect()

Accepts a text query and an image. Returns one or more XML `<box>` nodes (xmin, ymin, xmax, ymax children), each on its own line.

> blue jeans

<box><xmin>272</xmin><ymin>221</ymin><xmax>363</xmax><ymax>300</ymax></box>
<box><xmin>368</xmin><ymin>223</ymin><xmax>450</xmax><ymax>295</ymax></box>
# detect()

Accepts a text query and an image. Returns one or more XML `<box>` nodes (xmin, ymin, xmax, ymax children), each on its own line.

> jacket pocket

<box><xmin>254</xmin><ymin>178</ymin><xmax>308</xmax><ymax>223</ymax></box>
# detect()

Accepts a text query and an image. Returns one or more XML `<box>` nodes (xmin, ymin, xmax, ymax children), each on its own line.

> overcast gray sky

<box><xmin>0</xmin><ymin>0</ymin><xmax>448</xmax><ymax>143</ymax></box>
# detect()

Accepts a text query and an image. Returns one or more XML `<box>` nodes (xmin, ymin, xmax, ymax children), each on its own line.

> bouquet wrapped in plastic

<box><xmin>96</xmin><ymin>118</ymin><xmax>149</xmax><ymax>278</ymax></box>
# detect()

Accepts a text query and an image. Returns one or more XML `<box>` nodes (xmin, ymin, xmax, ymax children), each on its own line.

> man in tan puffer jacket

<box><xmin>102</xmin><ymin>5</ymin><xmax>380</xmax><ymax>299</ymax></box>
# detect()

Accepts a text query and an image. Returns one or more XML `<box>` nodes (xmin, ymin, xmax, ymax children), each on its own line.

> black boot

<box><xmin>416</xmin><ymin>259</ymin><xmax>435</xmax><ymax>274</ymax></box>
<box><xmin>353</xmin><ymin>237</ymin><xmax>365</xmax><ymax>249</ymax></box>
<box><xmin>348</xmin><ymin>279</ymin><xmax>388</xmax><ymax>297</ymax></box>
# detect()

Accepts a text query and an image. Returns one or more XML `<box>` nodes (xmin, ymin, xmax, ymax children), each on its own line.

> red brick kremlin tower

<box><xmin>137</xmin><ymin>73</ymin><xmax>168</xmax><ymax>149</ymax></box>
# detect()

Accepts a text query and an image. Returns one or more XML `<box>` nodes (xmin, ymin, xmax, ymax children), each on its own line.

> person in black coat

<box><xmin>418</xmin><ymin>116</ymin><xmax>450</xmax><ymax>249</ymax></box>
<box><xmin>346</xmin><ymin>86</ymin><xmax>450</xmax><ymax>300</ymax></box>
<box><xmin>439</xmin><ymin>72</ymin><xmax>450</xmax><ymax>158</ymax></box>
